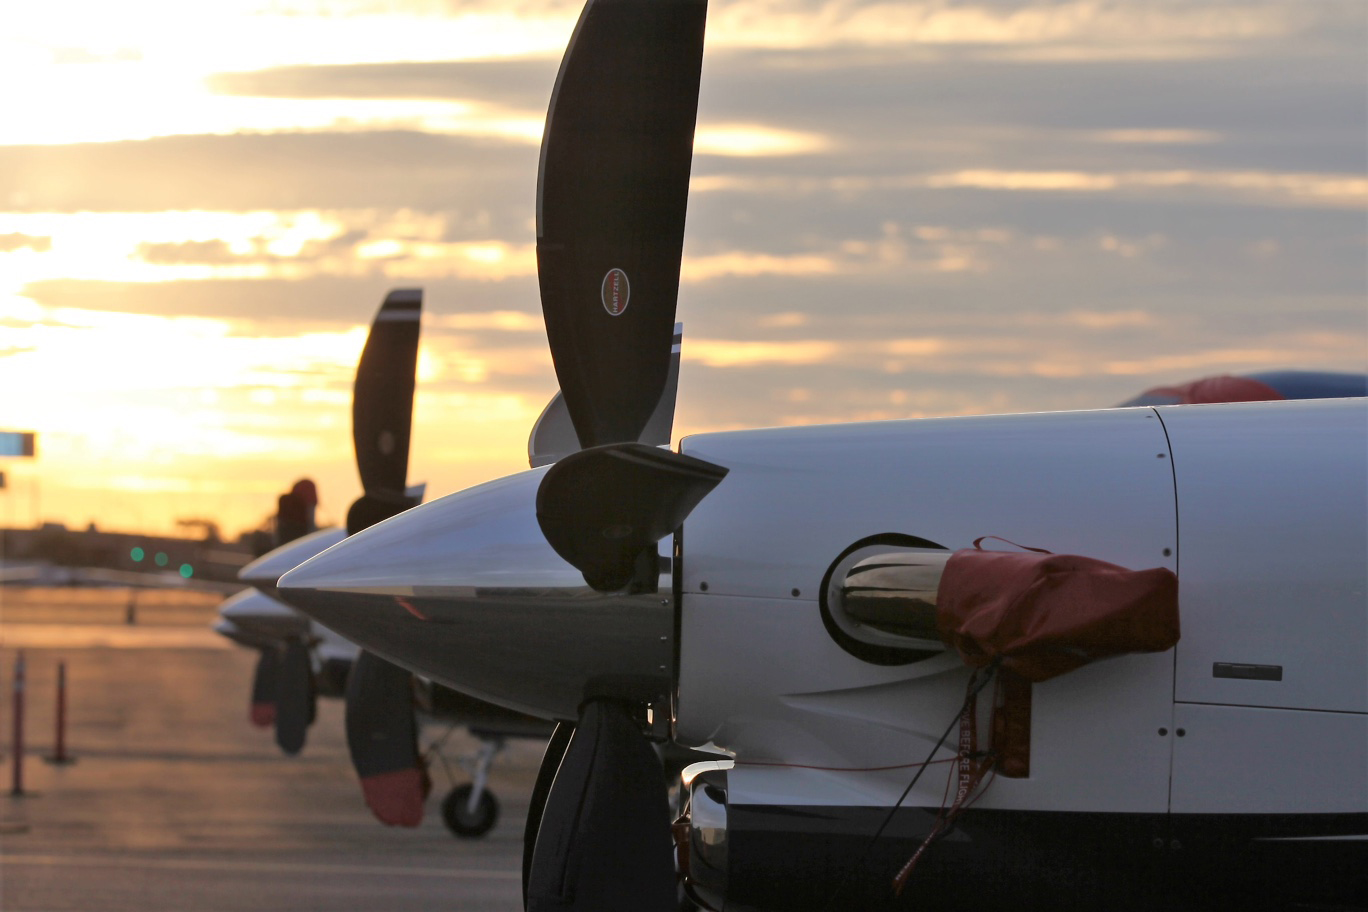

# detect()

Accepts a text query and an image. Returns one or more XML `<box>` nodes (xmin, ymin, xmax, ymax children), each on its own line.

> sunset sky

<box><xmin>2</xmin><ymin>0</ymin><xmax>1364</xmax><ymax>539</ymax></box>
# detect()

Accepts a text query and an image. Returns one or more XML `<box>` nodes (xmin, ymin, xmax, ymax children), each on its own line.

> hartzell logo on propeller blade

<box><xmin>601</xmin><ymin>268</ymin><xmax>630</xmax><ymax>316</ymax></box>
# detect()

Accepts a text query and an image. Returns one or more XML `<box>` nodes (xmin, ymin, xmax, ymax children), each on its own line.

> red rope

<box><xmin>892</xmin><ymin>675</ymin><xmax>998</xmax><ymax>896</ymax></box>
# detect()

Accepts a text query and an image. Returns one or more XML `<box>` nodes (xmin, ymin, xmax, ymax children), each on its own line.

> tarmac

<box><xmin>0</xmin><ymin>587</ymin><xmax>536</xmax><ymax>911</ymax></box>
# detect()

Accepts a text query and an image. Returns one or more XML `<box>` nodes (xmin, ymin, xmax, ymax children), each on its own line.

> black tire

<box><xmin>441</xmin><ymin>784</ymin><xmax>499</xmax><ymax>838</ymax></box>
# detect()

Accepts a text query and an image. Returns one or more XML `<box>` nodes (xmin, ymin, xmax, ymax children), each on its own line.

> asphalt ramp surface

<box><xmin>0</xmin><ymin>588</ymin><xmax>534</xmax><ymax>911</ymax></box>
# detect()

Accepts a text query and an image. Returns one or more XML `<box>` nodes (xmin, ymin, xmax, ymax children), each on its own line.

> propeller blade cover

<box><xmin>346</xmin><ymin>650</ymin><xmax>428</xmax><ymax>827</ymax></box>
<box><xmin>249</xmin><ymin>648</ymin><xmax>280</xmax><ymax>728</ymax></box>
<box><xmin>527</xmin><ymin>700</ymin><xmax>675</xmax><ymax>912</ymax></box>
<box><xmin>1116</xmin><ymin>370</ymin><xmax>1368</xmax><ymax>407</ymax></box>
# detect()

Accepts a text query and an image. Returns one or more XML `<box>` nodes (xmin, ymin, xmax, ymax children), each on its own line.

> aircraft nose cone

<box><xmin>218</xmin><ymin>588</ymin><xmax>310</xmax><ymax>639</ymax></box>
<box><xmin>276</xmin><ymin>467</ymin><xmax>674</xmax><ymax>721</ymax></box>
<box><xmin>213</xmin><ymin>615</ymin><xmax>270</xmax><ymax>650</ymax></box>
<box><xmin>239</xmin><ymin>527</ymin><xmax>348</xmax><ymax>600</ymax></box>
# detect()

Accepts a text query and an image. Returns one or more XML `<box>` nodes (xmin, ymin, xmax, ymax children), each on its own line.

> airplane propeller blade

<box><xmin>534</xmin><ymin>0</ymin><xmax>720</xmax><ymax>590</ymax></box>
<box><xmin>274</xmin><ymin>640</ymin><xmax>315</xmax><ymax>755</ymax></box>
<box><xmin>345</xmin><ymin>649</ymin><xmax>428</xmax><ymax>827</ymax></box>
<box><xmin>342</xmin><ymin>290</ymin><xmax>430</xmax><ymax>817</ymax></box>
<box><xmin>348</xmin><ymin>288</ymin><xmax>423</xmax><ymax>532</ymax></box>
<box><xmin>527</xmin><ymin>323</ymin><xmax>683</xmax><ymax>469</ymax></box>
<box><xmin>537</xmin><ymin>0</ymin><xmax>705</xmax><ymax>450</ymax></box>
<box><xmin>526</xmin><ymin>701</ymin><xmax>675</xmax><ymax>912</ymax></box>
<box><xmin>530</xmin><ymin>4</ymin><xmax>709</xmax><ymax>905</ymax></box>
<box><xmin>236</xmin><ymin>290</ymin><xmax>424</xmax><ymax>759</ymax></box>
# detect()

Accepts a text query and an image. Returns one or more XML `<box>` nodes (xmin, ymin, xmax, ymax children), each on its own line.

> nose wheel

<box><xmin>434</xmin><ymin>736</ymin><xmax>504</xmax><ymax>838</ymax></box>
<box><xmin>441</xmin><ymin>782</ymin><xmax>499</xmax><ymax>837</ymax></box>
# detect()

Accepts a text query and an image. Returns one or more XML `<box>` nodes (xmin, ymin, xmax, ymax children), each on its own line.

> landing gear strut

<box><xmin>439</xmin><ymin>737</ymin><xmax>503</xmax><ymax>838</ymax></box>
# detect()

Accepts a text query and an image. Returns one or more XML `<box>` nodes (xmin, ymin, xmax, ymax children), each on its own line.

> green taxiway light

<box><xmin>154</xmin><ymin>552</ymin><xmax>169</xmax><ymax>567</ymax></box>
<box><xmin>130</xmin><ymin>547</ymin><xmax>145</xmax><ymax>562</ymax></box>
<box><xmin>179</xmin><ymin>564</ymin><xmax>193</xmax><ymax>579</ymax></box>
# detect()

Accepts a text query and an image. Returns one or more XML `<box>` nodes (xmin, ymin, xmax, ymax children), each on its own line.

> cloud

<box><xmin>0</xmin><ymin>233</ymin><xmax>51</xmax><ymax>253</ymax></box>
<box><xmin>0</xmin><ymin>131</ymin><xmax>535</xmax><ymax>213</ymax></box>
<box><xmin>427</xmin><ymin>310</ymin><xmax>543</xmax><ymax>332</ymax></box>
<box><xmin>921</xmin><ymin>168</ymin><xmax>1368</xmax><ymax>209</ymax></box>
<box><xmin>1087</xmin><ymin>129</ymin><xmax>1222</xmax><ymax>145</ymax></box>
<box><xmin>206</xmin><ymin>59</ymin><xmax>557</xmax><ymax>106</ymax></box>
<box><xmin>136</xmin><ymin>239</ymin><xmax>240</xmax><ymax>265</ymax></box>
<box><xmin>706</xmin><ymin>0</ymin><xmax>1317</xmax><ymax>57</ymax></box>
<box><xmin>692</xmin><ymin>168</ymin><xmax>1367</xmax><ymax>211</ymax></box>
<box><xmin>50</xmin><ymin>47</ymin><xmax>142</xmax><ymax>65</ymax></box>
<box><xmin>686</xmin><ymin>338</ymin><xmax>842</xmax><ymax>367</ymax></box>
<box><xmin>695</xmin><ymin>124</ymin><xmax>832</xmax><ymax>157</ymax></box>
<box><xmin>682</xmin><ymin>251</ymin><xmax>839</xmax><ymax>281</ymax></box>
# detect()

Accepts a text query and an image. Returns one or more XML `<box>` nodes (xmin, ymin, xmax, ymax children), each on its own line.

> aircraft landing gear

<box><xmin>442</xmin><ymin>783</ymin><xmax>499</xmax><ymax>837</ymax></box>
<box><xmin>439</xmin><ymin>736</ymin><xmax>503</xmax><ymax>838</ymax></box>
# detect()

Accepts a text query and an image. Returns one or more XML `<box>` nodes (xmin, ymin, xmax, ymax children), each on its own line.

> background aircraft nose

<box><xmin>218</xmin><ymin>587</ymin><xmax>311</xmax><ymax>639</ymax></box>
<box><xmin>276</xmin><ymin>467</ymin><xmax>675</xmax><ymax>722</ymax></box>
<box><xmin>239</xmin><ymin>527</ymin><xmax>349</xmax><ymax>600</ymax></box>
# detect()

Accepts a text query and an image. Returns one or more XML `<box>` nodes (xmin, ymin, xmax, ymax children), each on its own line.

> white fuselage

<box><xmin>277</xmin><ymin>398</ymin><xmax>1366</xmax><ymax>820</ymax></box>
<box><xmin>675</xmin><ymin>399</ymin><xmax>1365</xmax><ymax>817</ymax></box>
<box><xmin>274</xmin><ymin>398</ymin><xmax>1366</xmax><ymax>908</ymax></box>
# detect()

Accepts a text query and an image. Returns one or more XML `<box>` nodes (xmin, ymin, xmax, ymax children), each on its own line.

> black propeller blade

<box><xmin>527</xmin><ymin>1</ymin><xmax>712</xmax><ymax>905</ymax></box>
<box><xmin>526</xmin><ymin>701</ymin><xmax>676</xmax><ymax>912</ymax></box>
<box><xmin>638</xmin><ymin>322</ymin><xmax>684</xmax><ymax>454</ymax></box>
<box><xmin>528</xmin><ymin>323</ymin><xmax>684</xmax><ymax>469</ymax></box>
<box><xmin>266</xmin><ymin>290</ymin><xmax>425</xmax><ymax>759</ymax></box>
<box><xmin>342</xmin><ymin>289</ymin><xmax>428</xmax><ymax>816</ymax></box>
<box><xmin>348</xmin><ymin>288</ymin><xmax>422</xmax><ymax>532</ymax></box>
<box><xmin>274</xmin><ymin>640</ymin><xmax>315</xmax><ymax>755</ymax></box>
<box><xmin>537</xmin><ymin>0</ymin><xmax>706</xmax><ymax>450</ymax></box>
<box><xmin>345</xmin><ymin>649</ymin><xmax>428</xmax><ymax>827</ymax></box>
<box><xmin>534</xmin><ymin>0</ymin><xmax>721</xmax><ymax>591</ymax></box>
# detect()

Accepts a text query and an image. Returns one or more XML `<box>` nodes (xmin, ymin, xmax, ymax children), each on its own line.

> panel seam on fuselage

<box><xmin>1149</xmin><ymin>406</ymin><xmax>1182</xmax><ymax>818</ymax></box>
<box><xmin>1173</xmin><ymin>699</ymin><xmax>1367</xmax><ymax>716</ymax></box>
